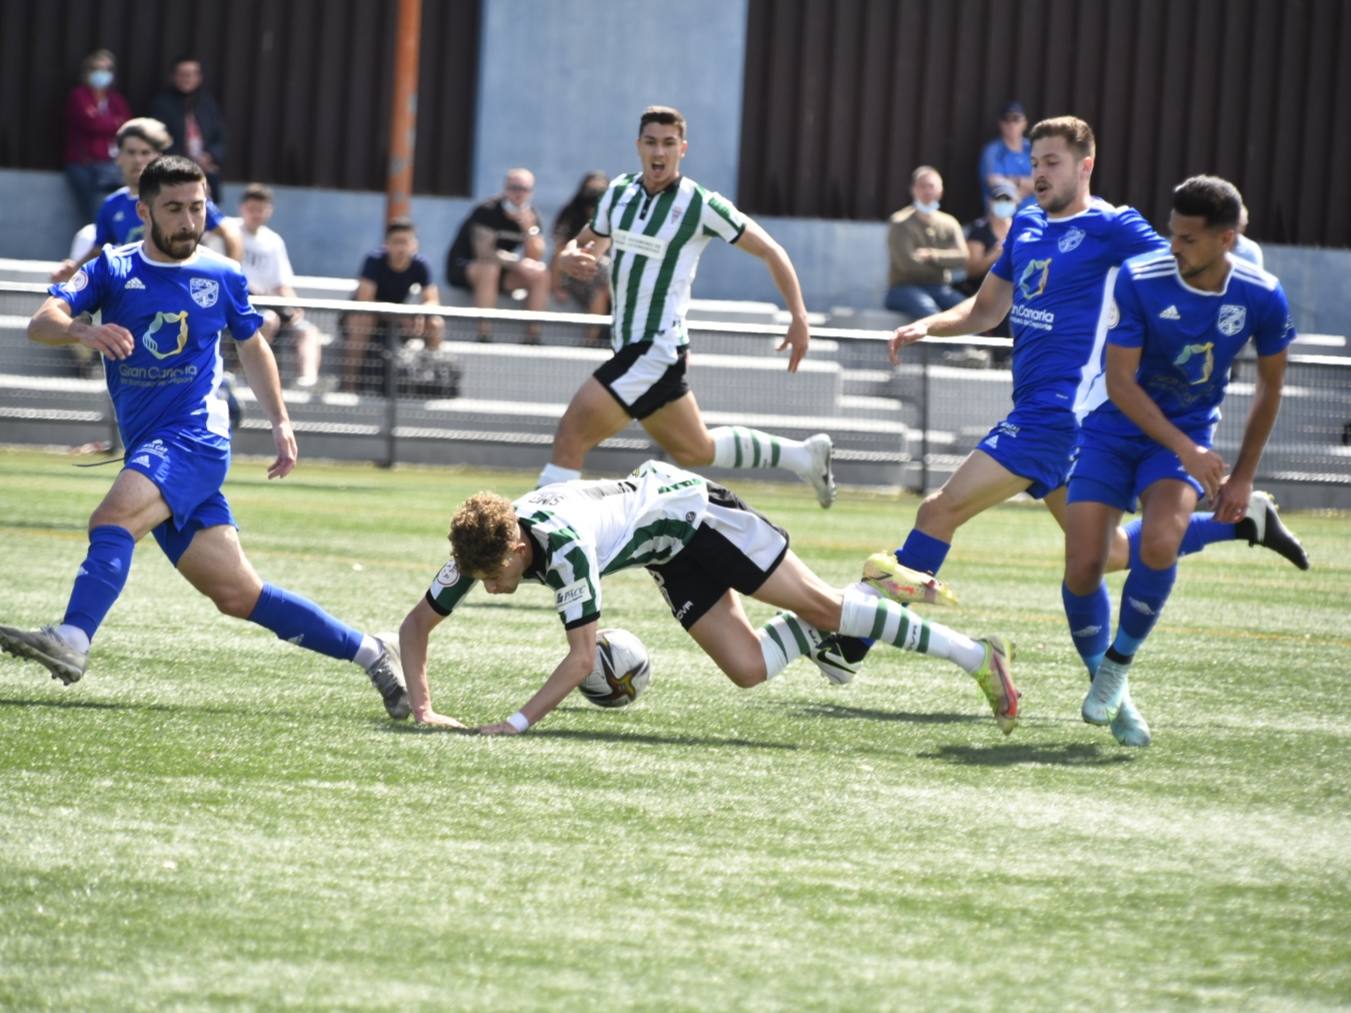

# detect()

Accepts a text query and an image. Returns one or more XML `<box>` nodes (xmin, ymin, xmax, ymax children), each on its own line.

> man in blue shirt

<box><xmin>852</xmin><ymin>117</ymin><xmax>1306</xmax><ymax>736</ymax></box>
<box><xmin>50</xmin><ymin>118</ymin><xmax>240</xmax><ymax>283</ymax></box>
<box><xmin>1066</xmin><ymin>176</ymin><xmax>1296</xmax><ymax>746</ymax></box>
<box><xmin>978</xmin><ymin>102</ymin><xmax>1033</xmax><ymax>204</ymax></box>
<box><xmin>0</xmin><ymin>156</ymin><xmax>409</xmax><ymax>719</ymax></box>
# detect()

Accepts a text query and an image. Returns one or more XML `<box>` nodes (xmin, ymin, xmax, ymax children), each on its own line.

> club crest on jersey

<box><xmin>1018</xmin><ymin>258</ymin><xmax>1051</xmax><ymax>299</ymax></box>
<box><xmin>1217</xmin><ymin>304</ymin><xmax>1247</xmax><ymax>337</ymax></box>
<box><xmin>66</xmin><ymin>270</ymin><xmax>89</xmax><ymax>293</ymax></box>
<box><xmin>141</xmin><ymin>311</ymin><xmax>190</xmax><ymax>360</ymax></box>
<box><xmin>190</xmin><ymin>277</ymin><xmax>220</xmax><ymax>308</ymax></box>
<box><xmin>1058</xmin><ymin>227</ymin><xmax>1086</xmax><ymax>253</ymax></box>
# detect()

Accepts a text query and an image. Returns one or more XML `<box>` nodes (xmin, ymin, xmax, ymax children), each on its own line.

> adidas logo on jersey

<box><xmin>130</xmin><ymin>455</ymin><xmax>152</xmax><ymax>467</ymax></box>
<box><xmin>1158</xmin><ymin>304</ymin><xmax>1181</xmax><ymax>320</ymax></box>
<box><xmin>125</xmin><ymin>277</ymin><xmax>145</xmax><ymax>290</ymax></box>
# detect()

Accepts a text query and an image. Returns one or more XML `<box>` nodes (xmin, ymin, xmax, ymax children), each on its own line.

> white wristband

<box><xmin>506</xmin><ymin>711</ymin><xmax>530</xmax><ymax>733</ymax></box>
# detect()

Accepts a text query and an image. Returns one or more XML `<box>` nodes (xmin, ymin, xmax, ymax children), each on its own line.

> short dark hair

<box><xmin>386</xmin><ymin>216</ymin><xmax>416</xmax><ymax>237</ymax></box>
<box><xmin>1172</xmin><ymin>175</ymin><xmax>1242</xmax><ymax>230</ymax></box>
<box><xmin>241</xmin><ymin>183</ymin><xmax>274</xmax><ymax>204</ymax></box>
<box><xmin>138</xmin><ymin>155</ymin><xmax>205</xmax><ymax>204</ymax></box>
<box><xmin>117</xmin><ymin>117</ymin><xmax>172</xmax><ymax>153</ymax></box>
<box><xmin>1029</xmin><ymin>116</ymin><xmax>1096</xmax><ymax>160</ymax></box>
<box><xmin>639</xmin><ymin>105</ymin><xmax>686</xmax><ymax>139</ymax></box>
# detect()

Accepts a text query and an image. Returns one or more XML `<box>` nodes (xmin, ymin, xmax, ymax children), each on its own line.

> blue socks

<box><xmin>1125</xmin><ymin>513</ymin><xmax>1235</xmax><ymax>570</ymax></box>
<box><xmin>896</xmin><ymin>529</ymin><xmax>950</xmax><ymax>576</ymax></box>
<box><xmin>1112</xmin><ymin>561</ymin><xmax>1177</xmax><ymax>656</ymax></box>
<box><xmin>1061</xmin><ymin>580</ymin><xmax>1111</xmax><ymax>677</ymax></box>
<box><xmin>246</xmin><ymin>583</ymin><xmax>363</xmax><ymax>661</ymax></box>
<box><xmin>62</xmin><ymin>525</ymin><xmax>136</xmax><ymax>641</ymax></box>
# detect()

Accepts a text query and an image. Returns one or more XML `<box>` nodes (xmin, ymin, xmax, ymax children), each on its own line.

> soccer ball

<box><xmin>578</xmin><ymin>628</ymin><xmax>651</xmax><ymax>708</ymax></box>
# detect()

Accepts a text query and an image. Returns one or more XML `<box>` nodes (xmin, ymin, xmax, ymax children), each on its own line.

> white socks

<box><xmin>710</xmin><ymin>426</ymin><xmax>813</xmax><ymax>473</ymax></box>
<box><xmin>758</xmin><ymin>612</ymin><xmax>820</xmax><ymax>680</ymax></box>
<box><xmin>54</xmin><ymin>624</ymin><xmax>90</xmax><ymax>655</ymax></box>
<box><xmin>353</xmin><ymin>635</ymin><xmax>382</xmax><ymax>670</ymax></box>
<box><xmin>537</xmin><ymin>463</ymin><xmax>582</xmax><ymax>487</ymax></box>
<box><xmin>837</xmin><ymin>588</ymin><xmax>985</xmax><ymax>673</ymax></box>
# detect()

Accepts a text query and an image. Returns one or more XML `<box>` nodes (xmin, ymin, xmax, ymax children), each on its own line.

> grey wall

<box><xmin>472</xmin><ymin>0</ymin><xmax>748</xmax><ymax>212</ymax></box>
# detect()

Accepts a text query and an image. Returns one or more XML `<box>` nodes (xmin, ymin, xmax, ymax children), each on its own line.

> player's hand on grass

<box><xmin>777</xmin><ymin>315</ymin><xmax>810</xmax><ymax>373</ymax></box>
<box><xmin>560</xmin><ymin>243</ymin><xmax>599</xmax><ymax>281</ymax></box>
<box><xmin>415</xmin><ymin>710</ymin><xmax>469</xmax><ymax>730</ymax></box>
<box><xmin>890</xmin><ymin>321</ymin><xmax>929</xmax><ymax>364</ymax></box>
<box><xmin>1180</xmin><ymin>444</ymin><xmax>1225</xmax><ymax>501</ymax></box>
<box><xmin>267</xmin><ymin>421</ymin><xmax>298</xmax><ymax>480</ymax></box>
<box><xmin>477</xmin><ymin>720</ymin><xmax>523</xmax><ymax>736</ymax></box>
<box><xmin>1213</xmin><ymin>472</ymin><xmax>1253</xmax><ymax>523</ymax></box>
<box><xmin>70</xmin><ymin>320</ymin><xmax>135</xmax><ymax>360</ymax></box>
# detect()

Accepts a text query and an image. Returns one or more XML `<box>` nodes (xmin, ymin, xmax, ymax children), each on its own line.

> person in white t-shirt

<box><xmin>230</xmin><ymin>183</ymin><xmax>323</xmax><ymax>387</ymax></box>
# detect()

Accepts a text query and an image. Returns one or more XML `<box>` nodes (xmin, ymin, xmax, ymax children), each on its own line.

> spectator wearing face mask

<box><xmin>551</xmin><ymin>170</ymin><xmax>612</xmax><ymax>343</ymax></box>
<box><xmin>63</xmin><ymin>49</ymin><xmax>131</xmax><ymax>223</ymax></box>
<box><xmin>957</xmin><ymin>181</ymin><xmax>1019</xmax><ymax>338</ymax></box>
<box><xmin>884</xmin><ymin>165</ymin><xmax>968</xmax><ymax>320</ymax></box>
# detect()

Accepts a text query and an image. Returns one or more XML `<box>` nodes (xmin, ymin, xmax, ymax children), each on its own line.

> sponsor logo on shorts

<box><xmin>190</xmin><ymin>277</ymin><xmax>220</xmax><ymax>308</ymax></box>
<box><xmin>555</xmin><ymin>579</ymin><xmax>593</xmax><ymax>611</ymax></box>
<box><xmin>674</xmin><ymin>600</ymin><xmax>694</xmax><ymax>621</ymax></box>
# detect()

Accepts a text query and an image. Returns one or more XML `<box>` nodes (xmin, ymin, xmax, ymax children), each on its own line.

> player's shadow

<box><xmin>797</xmin><ymin>701</ymin><xmax>987</xmax><ymax>727</ymax></box>
<box><xmin>0</xmin><ymin>518</ymin><xmax>89</xmax><ymax>533</ymax></box>
<box><xmin>0</xmin><ymin>696</ymin><xmax>133</xmax><ymax>712</ymax></box>
<box><xmin>918</xmin><ymin>741</ymin><xmax>1136</xmax><ymax>767</ymax></box>
<box><xmin>386</xmin><ymin>722</ymin><xmax>799</xmax><ymax>751</ymax></box>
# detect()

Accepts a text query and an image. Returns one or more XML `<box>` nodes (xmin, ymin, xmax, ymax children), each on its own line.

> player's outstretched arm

<box><xmin>399</xmin><ymin>599</ymin><xmax>466</xmax><ymax>729</ymax></box>
<box><xmin>234</xmin><ymin>332</ymin><xmax>297</xmax><ymax>480</ymax></box>
<box><xmin>1105</xmin><ymin>343</ymin><xmax>1225</xmax><ymax>500</ymax></box>
<box><xmin>889</xmin><ymin>273</ymin><xmax>1012</xmax><ymax>364</ymax></box>
<box><xmin>736</xmin><ymin>218</ymin><xmax>811</xmax><ymax>372</ymax></box>
<box><xmin>1215</xmin><ymin>350</ymin><xmax>1288</xmax><ymax>522</ymax></box>
<box><xmin>479</xmin><ymin>621</ymin><xmax>598</xmax><ymax>735</ymax></box>
<box><xmin>28</xmin><ymin>296</ymin><xmax>133</xmax><ymax>358</ymax></box>
<box><xmin>558</xmin><ymin>226</ymin><xmax>612</xmax><ymax>281</ymax></box>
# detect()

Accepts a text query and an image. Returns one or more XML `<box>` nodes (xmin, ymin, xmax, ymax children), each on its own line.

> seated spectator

<box><xmin>978</xmin><ymin>101</ymin><xmax>1033</xmax><ymax>202</ymax></box>
<box><xmin>51</xmin><ymin>118</ymin><xmax>241</xmax><ymax>282</ymax></box>
<box><xmin>1233</xmin><ymin>203</ymin><xmax>1264</xmax><ymax>268</ymax></box>
<box><xmin>445</xmin><ymin>168</ymin><xmax>550</xmax><ymax>341</ymax></box>
<box><xmin>343</xmin><ymin>218</ymin><xmax>445</xmax><ymax>393</ymax></box>
<box><xmin>228</xmin><ymin>184</ymin><xmax>325</xmax><ymax>388</ymax></box>
<box><xmin>551</xmin><ymin>170</ymin><xmax>611</xmax><ymax>344</ymax></box>
<box><xmin>63</xmin><ymin>49</ymin><xmax>130</xmax><ymax>222</ymax></box>
<box><xmin>959</xmin><ymin>181</ymin><xmax>1018</xmax><ymax>296</ymax></box>
<box><xmin>148</xmin><ymin>56</ymin><xmax>228</xmax><ymax>203</ymax></box>
<box><xmin>885</xmin><ymin>166</ymin><xmax>968</xmax><ymax>319</ymax></box>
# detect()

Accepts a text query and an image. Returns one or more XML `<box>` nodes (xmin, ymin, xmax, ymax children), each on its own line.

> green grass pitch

<box><xmin>0</xmin><ymin>446</ymin><xmax>1347</xmax><ymax>1009</ymax></box>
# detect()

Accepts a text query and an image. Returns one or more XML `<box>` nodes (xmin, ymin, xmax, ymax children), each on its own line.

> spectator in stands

<box><xmin>551</xmin><ymin>170</ymin><xmax>612</xmax><ymax>344</ymax></box>
<box><xmin>445</xmin><ymin>168</ymin><xmax>550</xmax><ymax>341</ymax></box>
<box><xmin>1233</xmin><ymin>203</ymin><xmax>1265</xmax><ymax>268</ymax></box>
<box><xmin>229</xmin><ymin>184</ymin><xmax>324</xmax><ymax>389</ymax></box>
<box><xmin>978</xmin><ymin>101</ymin><xmax>1033</xmax><ymax>202</ymax></box>
<box><xmin>50</xmin><ymin>119</ymin><xmax>241</xmax><ymax>282</ymax></box>
<box><xmin>342</xmin><ymin>218</ymin><xmax>444</xmax><ymax>393</ymax></box>
<box><xmin>63</xmin><ymin>49</ymin><xmax>130</xmax><ymax>223</ymax></box>
<box><xmin>958</xmin><ymin>181</ymin><xmax>1018</xmax><ymax>339</ymax></box>
<box><xmin>149</xmin><ymin>56</ymin><xmax>228</xmax><ymax>203</ymax></box>
<box><xmin>885</xmin><ymin>166</ymin><xmax>969</xmax><ymax>319</ymax></box>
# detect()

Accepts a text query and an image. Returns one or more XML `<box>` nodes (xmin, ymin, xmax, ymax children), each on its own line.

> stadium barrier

<box><xmin>1</xmin><ymin>280</ymin><xmax>1349</xmax><ymax>505</ymax></box>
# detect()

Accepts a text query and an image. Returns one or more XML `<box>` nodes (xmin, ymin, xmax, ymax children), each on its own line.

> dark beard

<box><xmin>149</xmin><ymin>218</ymin><xmax>202</xmax><ymax>260</ymax></box>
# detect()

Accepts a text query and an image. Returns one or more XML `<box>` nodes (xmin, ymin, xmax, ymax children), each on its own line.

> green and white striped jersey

<box><xmin>424</xmin><ymin>461</ymin><xmax>709</xmax><ymax>629</ymax></box>
<box><xmin>591</xmin><ymin>173</ymin><xmax>746</xmax><ymax>355</ymax></box>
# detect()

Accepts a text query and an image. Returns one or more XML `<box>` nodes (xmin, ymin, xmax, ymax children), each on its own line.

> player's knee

<box><xmin>209</xmin><ymin>582</ymin><xmax>261</xmax><ymax>619</ymax></box>
<box><xmin>1138</xmin><ymin>531</ymin><xmax>1181</xmax><ymax>570</ymax></box>
<box><xmin>1063</xmin><ymin>548</ymin><xmax>1103</xmax><ymax>594</ymax></box>
<box><xmin>668</xmin><ymin>442</ymin><xmax>714</xmax><ymax>468</ymax></box>
<box><xmin>915</xmin><ymin>490</ymin><xmax>955</xmax><ymax>530</ymax></box>
<box><xmin>721</xmin><ymin>655</ymin><xmax>766</xmax><ymax>688</ymax></box>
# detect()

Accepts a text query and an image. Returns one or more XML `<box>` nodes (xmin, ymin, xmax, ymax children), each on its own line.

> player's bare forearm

<box><xmin>482</xmin><ymin>625</ymin><xmax>596</xmax><ymax>734</ymax></box>
<box><xmin>400</xmin><ymin>599</ymin><xmax>446</xmax><ymax>724</ymax></box>
<box><xmin>28</xmin><ymin>297</ymin><xmax>134</xmax><ymax>358</ymax></box>
<box><xmin>235</xmin><ymin>335</ymin><xmax>289</xmax><ymax>427</ymax></box>
<box><xmin>1230</xmin><ymin>353</ymin><xmax>1287</xmax><ymax>483</ymax></box>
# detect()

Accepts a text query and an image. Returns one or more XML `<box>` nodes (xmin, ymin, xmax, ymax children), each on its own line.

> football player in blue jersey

<box><xmin>849</xmin><ymin>117</ymin><xmax>1306</xmax><ymax>674</ymax></box>
<box><xmin>1</xmin><ymin>156</ymin><xmax>410</xmax><ymax>719</ymax></box>
<box><xmin>51</xmin><ymin>118</ymin><xmax>240</xmax><ymax>284</ymax></box>
<box><xmin>1066</xmin><ymin>176</ymin><xmax>1297</xmax><ymax>745</ymax></box>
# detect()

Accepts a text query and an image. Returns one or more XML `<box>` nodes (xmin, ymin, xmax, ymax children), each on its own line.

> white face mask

<box><xmin>991</xmin><ymin>199</ymin><xmax>1018</xmax><ymax>220</ymax></box>
<box><xmin>88</xmin><ymin>69</ymin><xmax>114</xmax><ymax>89</ymax></box>
<box><xmin>914</xmin><ymin>199</ymin><xmax>941</xmax><ymax>214</ymax></box>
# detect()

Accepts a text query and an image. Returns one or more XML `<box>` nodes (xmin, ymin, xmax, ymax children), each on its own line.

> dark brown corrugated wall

<box><xmin>738</xmin><ymin>0</ymin><xmax>1350</xmax><ymax>246</ymax></box>
<box><xmin>0</xmin><ymin>0</ymin><xmax>479</xmax><ymax>195</ymax></box>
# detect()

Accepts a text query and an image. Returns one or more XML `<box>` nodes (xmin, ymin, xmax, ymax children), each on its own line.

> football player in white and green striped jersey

<box><xmin>396</xmin><ymin>461</ymin><xmax>1018</xmax><ymax>736</ymax></box>
<box><xmin>538</xmin><ymin>106</ymin><xmax>837</xmax><ymax>508</ymax></box>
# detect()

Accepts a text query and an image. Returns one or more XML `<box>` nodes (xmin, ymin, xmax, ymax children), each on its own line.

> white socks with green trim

<box><xmin>838</xmin><ymin>588</ymin><xmax>985</xmax><ymax>673</ymax></box>
<box><xmin>711</xmin><ymin>426</ymin><xmax>814</xmax><ymax>474</ymax></box>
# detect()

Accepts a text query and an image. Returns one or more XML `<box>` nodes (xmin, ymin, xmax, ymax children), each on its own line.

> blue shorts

<box><xmin>974</xmin><ymin>404</ymin><xmax>1078</xmax><ymax>500</ymax></box>
<box><xmin>123</xmin><ymin>428</ymin><xmax>236</xmax><ymax>565</ymax></box>
<box><xmin>1067</xmin><ymin>426</ymin><xmax>1212</xmax><ymax>513</ymax></box>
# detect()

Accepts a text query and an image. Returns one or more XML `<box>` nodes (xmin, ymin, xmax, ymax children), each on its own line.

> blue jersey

<box><xmin>991</xmin><ymin>198</ymin><xmax>1166</xmax><ymax>411</ymax></box>
<box><xmin>1081</xmin><ymin>252</ymin><xmax>1295</xmax><ymax>436</ymax></box>
<box><xmin>49</xmin><ymin>242</ymin><xmax>263</xmax><ymax>449</ymax></box>
<box><xmin>93</xmin><ymin>187</ymin><xmax>225</xmax><ymax>248</ymax></box>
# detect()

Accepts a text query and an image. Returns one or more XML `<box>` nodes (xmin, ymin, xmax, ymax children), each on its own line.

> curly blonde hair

<box><xmin>450</xmin><ymin>492</ymin><xmax>520</xmax><ymax>575</ymax></box>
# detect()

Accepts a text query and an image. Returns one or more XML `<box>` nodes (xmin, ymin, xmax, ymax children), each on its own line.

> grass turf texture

<box><xmin>0</xmin><ymin>446</ymin><xmax>1347</xmax><ymax>1009</ymax></box>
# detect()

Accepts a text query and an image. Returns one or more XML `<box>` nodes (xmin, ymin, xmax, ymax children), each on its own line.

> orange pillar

<box><xmin>386</xmin><ymin>0</ymin><xmax>421</xmax><ymax>223</ymax></box>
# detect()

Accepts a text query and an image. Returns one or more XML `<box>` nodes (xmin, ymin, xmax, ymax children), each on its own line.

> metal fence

<box><xmin>2</xmin><ymin>281</ymin><xmax>1349</xmax><ymax>503</ymax></box>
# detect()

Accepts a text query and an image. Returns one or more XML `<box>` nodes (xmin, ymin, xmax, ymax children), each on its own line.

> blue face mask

<box><xmin>88</xmin><ymin>70</ymin><xmax>114</xmax><ymax>89</ymax></box>
<box><xmin>991</xmin><ymin>199</ymin><xmax>1018</xmax><ymax>220</ymax></box>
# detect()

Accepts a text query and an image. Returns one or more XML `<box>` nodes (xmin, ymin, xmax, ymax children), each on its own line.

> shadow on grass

<box><xmin>384</xmin><ymin>722</ymin><xmax>799</xmax><ymax>751</ymax></box>
<box><xmin>918</xmin><ymin>741</ymin><xmax>1137</xmax><ymax>767</ymax></box>
<box><xmin>796</xmin><ymin>702</ymin><xmax>987</xmax><ymax>726</ymax></box>
<box><xmin>0</xmin><ymin>518</ymin><xmax>89</xmax><ymax>533</ymax></box>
